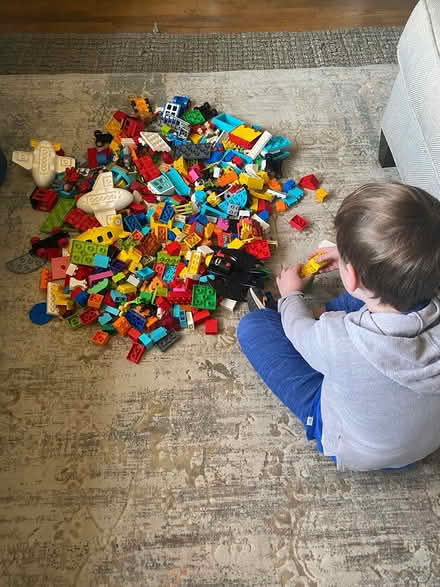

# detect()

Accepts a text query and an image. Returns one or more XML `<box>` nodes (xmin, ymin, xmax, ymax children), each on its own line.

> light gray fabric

<box><xmin>382</xmin><ymin>0</ymin><xmax>440</xmax><ymax>198</ymax></box>
<box><xmin>278</xmin><ymin>294</ymin><xmax>440</xmax><ymax>472</ymax></box>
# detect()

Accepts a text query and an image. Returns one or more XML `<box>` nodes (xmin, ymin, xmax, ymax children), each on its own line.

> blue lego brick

<box><xmin>257</xmin><ymin>210</ymin><xmax>270</xmax><ymax>221</ymax></box>
<box><xmin>75</xmin><ymin>291</ymin><xmax>89</xmax><ymax>306</ymax></box>
<box><xmin>194</xmin><ymin>213</ymin><xmax>208</xmax><ymax>225</ymax></box>
<box><xmin>159</xmin><ymin>202</ymin><xmax>175</xmax><ymax>224</ymax></box>
<box><xmin>172</xmin><ymin>304</ymin><xmax>181</xmax><ymax>318</ymax></box>
<box><xmin>111</xmin><ymin>166</ymin><xmax>133</xmax><ymax>188</ymax></box>
<box><xmin>173</xmin><ymin>220</ymin><xmax>185</xmax><ymax>230</ymax></box>
<box><xmin>166</xmin><ymin>168</ymin><xmax>191</xmax><ymax>196</ymax></box>
<box><xmin>150</xmin><ymin>327</ymin><xmax>168</xmax><ymax>343</ymax></box>
<box><xmin>223</xmin><ymin>149</ymin><xmax>253</xmax><ymax>164</ymax></box>
<box><xmin>201</xmin><ymin>203</ymin><xmax>228</xmax><ymax>219</ymax></box>
<box><xmin>125</xmin><ymin>310</ymin><xmax>146</xmax><ymax>331</ymax></box>
<box><xmin>110</xmin><ymin>259</ymin><xmax>126</xmax><ymax>273</ymax></box>
<box><xmin>93</xmin><ymin>254</ymin><xmax>110</xmax><ymax>268</ymax></box>
<box><xmin>146</xmin><ymin>209</ymin><xmax>155</xmax><ymax>222</ymax></box>
<box><xmin>139</xmin><ymin>333</ymin><xmax>153</xmax><ymax>349</ymax></box>
<box><xmin>212</xmin><ymin>113</ymin><xmax>244</xmax><ymax>133</ymax></box>
<box><xmin>263</xmin><ymin>136</ymin><xmax>292</xmax><ymax>153</ymax></box>
<box><xmin>141</xmin><ymin>226</ymin><xmax>151</xmax><ymax>236</ymax></box>
<box><xmin>98</xmin><ymin>312</ymin><xmax>113</xmax><ymax>326</ymax></box>
<box><xmin>124</xmin><ymin>214</ymin><xmax>143</xmax><ymax>232</ymax></box>
<box><xmin>285</xmin><ymin>187</ymin><xmax>304</xmax><ymax>207</ymax></box>
<box><xmin>179</xmin><ymin>311</ymin><xmax>188</xmax><ymax>329</ymax></box>
<box><xmin>110</xmin><ymin>290</ymin><xmax>127</xmax><ymax>303</ymax></box>
<box><xmin>283</xmin><ymin>179</ymin><xmax>296</xmax><ymax>192</ymax></box>
<box><xmin>103</xmin><ymin>304</ymin><xmax>120</xmax><ymax>316</ymax></box>
<box><xmin>218</xmin><ymin>188</ymin><xmax>248</xmax><ymax>213</ymax></box>
<box><xmin>135</xmin><ymin>212</ymin><xmax>146</xmax><ymax>224</ymax></box>
<box><xmin>163</xmin><ymin>265</ymin><xmax>177</xmax><ymax>283</ymax></box>
<box><xmin>205</xmin><ymin>150</ymin><xmax>224</xmax><ymax>164</ymax></box>
<box><xmin>136</xmin><ymin>266</ymin><xmax>155</xmax><ymax>280</ymax></box>
<box><xmin>168</xmin><ymin>231</ymin><xmax>176</xmax><ymax>241</ymax></box>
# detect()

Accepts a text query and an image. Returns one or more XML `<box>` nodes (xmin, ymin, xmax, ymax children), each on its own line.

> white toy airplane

<box><xmin>12</xmin><ymin>140</ymin><xmax>75</xmax><ymax>188</ymax></box>
<box><xmin>76</xmin><ymin>171</ymin><xmax>133</xmax><ymax>226</ymax></box>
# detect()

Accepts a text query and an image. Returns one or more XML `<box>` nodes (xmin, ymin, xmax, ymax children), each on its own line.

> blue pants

<box><xmin>237</xmin><ymin>291</ymin><xmax>364</xmax><ymax>442</ymax></box>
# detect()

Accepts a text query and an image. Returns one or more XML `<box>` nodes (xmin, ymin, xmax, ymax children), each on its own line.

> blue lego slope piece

<box><xmin>166</xmin><ymin>168</ymin><xmax>191</xmax><ymax>196</ymax></box>
<box><xmin>201</xmin><ymin>203</ymin><xmax>228</xmax><ymax>219</ymax></box>
<box><xmin>218</xmin><ymin>188</ymin><xmax>248</xmax><ymax>213</ymax></box>
<box><xmin>223</xmin><ymin>149</ymin><xmax>253</xmax><ymax>164</ymax></box>
<box><xmin>212</xmin><ymin>113</ymin><xmax>244</xmax><ymax>133</ymax></box>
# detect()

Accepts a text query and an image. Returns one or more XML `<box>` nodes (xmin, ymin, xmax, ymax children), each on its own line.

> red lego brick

<box><xmin>167</xmin><ymin>291</ymin><xmax>192</xmax><ymax>305</ymax></box>
<box><xmin>298</xmin><ymin>174</ymin><xmax>320</xmax><ymax>190</ymax></box>
<box><xmin>289</xmin><ymin>215</ymin><xmax>309</xmax><ymax>231</ymax></box>
<box><xmin>232</xmin><ymin>155</ymin><xmax>245</xmax><ymax>168</ymax></box>
<box><xmin>162</xmin><ymin>152</ymin><xmax>174</xmax><ymax>164</ymax></box>
<box><xmin>64</xmin><ymin>167</ymin><xmax>80</xmax><ymax>183</ymax></box>
<box><xmin>193</xmin><ymin>309</ymin><xmax>210</xmax><ymax>325</ymax></box>
<box><xmin>156</xmin><ymin>296</ymin><xmax>172</xmax><ymax>312</ymax></box>
<box><xmin>129</xmin><ymin>202</ymin><xmax>147</xmax><ymax>214</ymax></box>
<box><xmin>205</xmin><ymin>318</ymin><xmax>218</xmax><ymax>334</ymax></box>
<box><xmin>103</xmin><ymin>291</ymin><xmax>116</xmax><ymax>307</ymax></box>
<box><xmin>127</xmin><ymin>342</ymin><xmax>146</xmax><ymax>364</ymax></box>
<box><xmin>30</xmin><ymin>187</ymin><xmax>57</xmax><ymax>212</ymax></box>
<box><xmin>80</xmin><ymin>308</ymin><xmax>100</xmax><ymax>326</ymax></box>
<box><xmin>135</xmin><ymin>155</ymin><xmax>161</xmax><ymax>182</ymax></box>
<box><xmin>158</xmin><ymin>313</ymin><xmax>181</xmax><ymax>331</ymax></box>
<box><xmin>75</xmin><ymin>266</ymin><xmax>95</xmax><ymax>280</ymax></box>
<box><xmin>128</xmin><ymin>328</ymin><xmax>142</xmax><ymax>342</ymax></box>
<box><xmin>245</xmin><ymin>240</ymin><xmax>271</xmax><ymax>260</ymax></box>
<box><xmin>65</xmin><ymin>208</ymin><xmax>100</xmax><ymax>232</ymax></box>
<box><xmin>228</xmin><ymin>134</ymin><xmax>254</xmax><ymax>150</ymax></box>
<box><xmin>166</xmin><ymin>242</ymin><xmax>181</xmax><ymax>256</ymax></box>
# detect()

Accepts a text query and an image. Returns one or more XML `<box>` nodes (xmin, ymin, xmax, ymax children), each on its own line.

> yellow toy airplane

<box><xmin>75</xmin><ymin>214</ymin><xmax>131</xmax><ymax>245</ymax></box>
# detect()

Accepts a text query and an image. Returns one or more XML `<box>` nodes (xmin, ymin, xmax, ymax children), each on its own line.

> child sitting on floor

<box><xmin>238</xmin><ymin>183</ymin><xmax>440</xmax><ymax>472</ymax></box>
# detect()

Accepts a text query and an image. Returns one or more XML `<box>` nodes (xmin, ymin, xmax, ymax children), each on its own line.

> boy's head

<box><xmin>334</xmin><ymin>183</ymin><xmax>440</xmax><ymax>312</ymax></box>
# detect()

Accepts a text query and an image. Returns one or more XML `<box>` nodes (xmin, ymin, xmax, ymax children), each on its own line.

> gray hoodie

<box><xmin>278</xmin><ymin>293</ymin><xmax>440</xmax><ymax>471</ymax></box>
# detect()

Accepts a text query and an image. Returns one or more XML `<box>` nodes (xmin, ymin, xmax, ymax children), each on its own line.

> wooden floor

<box><xmin>2</xmin><ymin>0</ymin><xmax>417</xmax><ymax>33</ymax></box>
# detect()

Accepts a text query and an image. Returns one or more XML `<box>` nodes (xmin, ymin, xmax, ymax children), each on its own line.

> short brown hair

<box><xmin>334</xmin><ymin>183</ymin><xmax>440</xmax><ymax>312</ymax></box>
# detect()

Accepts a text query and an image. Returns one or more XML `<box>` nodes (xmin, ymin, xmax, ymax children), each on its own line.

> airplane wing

<box><xmin>55</xmin><ymin>155</ymin><xmax>76</xmax><ymax>173</ymax></box>
<box><xmin>12</xmin><ymin>151</ymin><xmax>33</xmax><ymax>170</ymax></box>
<box><xmin>91</xmin><ymin>171</ymin><xmax>114</xmax><ymax>192</ymax></box>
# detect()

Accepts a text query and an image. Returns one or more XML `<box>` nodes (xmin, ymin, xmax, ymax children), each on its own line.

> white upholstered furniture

<box><xmin>380</xmin><ymin>0</ymin><xmax>440</xmax><ymax>199</ymax></box>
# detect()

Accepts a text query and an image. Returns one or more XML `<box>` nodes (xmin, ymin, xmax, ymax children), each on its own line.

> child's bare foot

<box><xmin>312</xmin><ymin>305</ymin><xmax>326</xmax><ymax>319</ymax></box>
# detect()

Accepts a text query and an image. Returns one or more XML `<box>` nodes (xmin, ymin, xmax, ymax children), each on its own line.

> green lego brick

<box><xmin>139</xmin><ymin>291</ymin><xmax>153</xmax><ymax>304</ymax></box>
<box><xmin>70</xmin><ymin>240</ymin><xmax>109</xmax><ymax>266</ymax></box>
<box><xmin>40</xmin><ymin>199</ymin><xmax>76</xmax><ymax>233</ymax></box>
<box><xmin>155</xmin><ymin>286</ymin><xmax>168</xmax><ymax>298</ymax></box>
<box><xmin>183</xmin><ymin>110</ymin><xmax>205</xmax><ymax>125</ymax></box>
<box><xmin>192</xmin><ymin>285</ymin><xmax>217</xmax><ymax>310</ymax></box>
<box><xmin>118</xmin><ymin>236</ymin><xmax>136</xmax><ymax>251</ymax></box>
<box><xmin>156</xmin><ymin>251</ymin><xmax>180</xmax><ymax>265</ymax></box>
<box><xmin>101</xmin><ymin>323</ymin><xmax>117</xmax><ymax>335</ymax></box>
<box><xmin>67</xmin><ymin>313</ymin><xmax>83</xmax><ymax>329</ymax></box>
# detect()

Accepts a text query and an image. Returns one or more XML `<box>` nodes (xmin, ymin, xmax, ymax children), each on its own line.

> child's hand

<box><xmin>308</xmin><ymin>247</ymin><xmax>340</xmax><ymax>273</ymax></box>
<box><xmin>276</xmin><ymin>264</ymin><xmax>312</xmax><ymax>297</ymax></box>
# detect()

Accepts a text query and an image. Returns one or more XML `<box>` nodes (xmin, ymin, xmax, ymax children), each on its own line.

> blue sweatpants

<box><xmin>237</xmin><ymin>291</ymin><xmax>364</xmax><ymax>448</ymax></box>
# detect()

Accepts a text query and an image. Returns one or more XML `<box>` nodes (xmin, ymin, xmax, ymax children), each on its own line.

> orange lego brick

<box><xmin>217</xmin><ymin>169</ymin><xmax>238</xmax><ymax>187</ymax></box>
<box><xmin>88</xmin><ymin>293</ymin><xmax>104</xmax><ymax>309</ymax></box>
<box><xmin>39</xmin><ymin>267</ymin><xmax>52</xmax><ymax>290</ymax></box>
<box><xmin>146</xmin><ymin>316</ymin><xmax>159</xmax><ymax>331</ymax></box>
<box><xmin>114</xmin><ymin>316</ymin><xmax>130</xmax><ymax>336</ymax></box>
<box><xmin>92</xmin><ymin>330</ymin><xmax>110</xmax><ymax>346</ymax></box>
<box><xmin>275</xmin><ymin>200</ymin><xmax>288</xmax><ymax>213</ymax></box>
<box><xmin>268</xmin><ymin>178</ymin><xmax>282</xmax><ymax>191</ymax></box>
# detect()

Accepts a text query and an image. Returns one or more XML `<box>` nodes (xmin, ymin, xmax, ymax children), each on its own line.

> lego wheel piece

<box><xmin>29</xmin><ymin>302</ymin><xmax>54</xmax><ymax>325</ymax></box>
<box><xmin>6</xmin><ymin>252</ymin><xmax>46</xmax><ymax>274</ymax></box>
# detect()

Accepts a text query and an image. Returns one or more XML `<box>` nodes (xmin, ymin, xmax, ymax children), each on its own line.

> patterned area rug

<box><xmin>0</xmin><ymin>27</ymin><xmax>402</xmax><ymax>74</ymax></box>
<box><xmin>2</xmin><ymin>68</ymin><xmax>440</xmax><ymax>587</ymax></box>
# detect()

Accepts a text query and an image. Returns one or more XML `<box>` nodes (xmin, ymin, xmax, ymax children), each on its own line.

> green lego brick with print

<box><xmin>70</xmin><ymin>240</ymin><xmax>109</xmax><ymax>266</ymax></box>
<box><xmin>40</xmin><ymin>199</ymin><xmax>76</xmax><ymax>233</ymax></box>
<box><xmin>67</xmin><ymin>313</ymin><xmax>83</xmax><ymax>329</ymax></box>
<box><xmin>192</xmin><ymin>285</ymin><xmax>217</xmax><ymax>310</ymax></box>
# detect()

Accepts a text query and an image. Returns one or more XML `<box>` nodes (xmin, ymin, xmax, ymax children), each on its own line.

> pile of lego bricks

<box><xmin>28</xmin><ymin>95</ymin><xmax>328</xmax><ymax>363</ymax></box>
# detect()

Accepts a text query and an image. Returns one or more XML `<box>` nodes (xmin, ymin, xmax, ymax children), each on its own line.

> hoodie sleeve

<box><xmin>278</xmin><ymin>293</ymin><xmax>331</xmax><ymax>375</ymax></box>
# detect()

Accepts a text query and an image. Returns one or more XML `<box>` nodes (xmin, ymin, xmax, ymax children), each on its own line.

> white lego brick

<box><xmin>213</xmin><ymin>166</ymin><xmax>221</xmax><ymax>178</ymax></box>
<box><xmin>46</xmin><ymin>282</ymin><xmax>60</xmax><ymax>316</ymax></box>
<box><xmin>244</xmin><ymin>164</ymin><xmax>259</xmax><ymax>177</ymax></box>
<box><xmin>251</xmin><ymin>214</ymin><xmax>270</xmax><ymax>232</ymax></box>
<box><xmin>186</xmin><ymin>311</ymin><xmax>194</xmax><ymax>330</ymax></box>
<box><xmin>197</xmin><ymin>245</ymin><xmax>214</xmax><ymax>256</ymax></box>
<box><xmin>127</xmin><ymin>275</ymin><xmax>140</xmax><ymax>287</ymax></box>
<box><xmin>220</xmin><ymin>298</ymin><xmax>238</xmax><ymax>311</ymax></box>
<box><xmin>245</xmin><ymin>130</ymin><xmax>272</xmax><ymax>160</ymax></box>
<box><xmin>66</xmin><ymin>263</ymin><xmax>78</xmax><ymax>276</ymax></box>
<box><xmin>69</xmin><ymin>277</ymin><xmax>88</xmax><ymax>290</ymax></box>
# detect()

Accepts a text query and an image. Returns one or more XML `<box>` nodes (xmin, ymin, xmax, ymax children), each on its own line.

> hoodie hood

<box><xmin>345</xmin><ymin>297</ymin><xmax>440</xmax><ymax>394</ymax></box>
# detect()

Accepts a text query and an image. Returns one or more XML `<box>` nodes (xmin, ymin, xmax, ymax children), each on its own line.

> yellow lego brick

<box><xmin>204</xmin><ymin>223</ymin><xmax>215</xmax><ymax>239</ymax></box>
<box><xmin>257</xmin><ymin>170</ymin><xmax>270</xmax><ymax>184</ymax></box>
<box><xmin>249</xmin><ymin>188</ymin><xmax>273</xmax><ymax>202</ymax></box>
<box><xmin>299</xmin><ymin>255</ymin><xmax>328</xmax><ymax>278</ymax></box>
<box><xmin>105</xmin><ymin>117</ymin><xmax>122</xmax><ymax>137</ymax></box>
<box><xmin>231</xmin><ymin>125</ymin><xmax>262</xmax><ymax>142</ymax></box>
<box><xmin>207</xmin><ymin>193</ymin><xmax>221</xmax><ymax>206</ymax></box>
<box><xmin>205</xmin><ymin>254</ymin><xmax>213</xmax><ymax>266</ymax></box>
<box><xmin>118</xmin><ymin>283</ymin><xmax>137</xmax><ymax>294</ymax></box>
<box><xmin>128</xmin><ymin>261</ymin><xmax>142</xmax><ymax>273</ymax></box>
<box><xmin>222</xmin><ymin>139</ymin><xmax>236</xmax><ymax>150</ymax></box>
<box><xmin>184</xmin><ymin>233</ymin><xmax>202</xmax><ymax>249</ymax></box>
<box><xmin>179</xmin><ymin>243</ymin><xmax>190</xmax><ymax>258</ymax></box>
<box><xmin>110</xmin><ymin>138</ymin><xmax>121</xmax><ymax>155</ymax></box>
<box><xmin>190</xmin><ymin>134</ymin><xmax>202</xmax><ymax>144</ymax></box>
<box><xmin>187</xmin><ymin>251</ymin><xmax>202</xmax><ymax>275</ymax></box>
<box><xmin>239</xmin><ymin>174</ymin><xmax>264</xmax><ymax>191</ymax></box>
<box><xmin>173</xmin><ymin>156</ymin><xmax>188</xmax><ymax>175</ymax></box>
<box><xmin>250</xmin><ymin>198</ymin><xmax>259</xmax><ymax>212</ymax></box>
<box><xmin>227</xmin><ymin>238</ymin><xmax>245</xmax><ymax>249</ymax></box>
<box><xmin>240</xmin><ymin>224</ymin><xmax>253</xmax><ymax>240</ymax></box>
<box><xmin>315</xmin><ymin>188</ymin><xmax>328</xmax><ymax>203</ymax></box>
